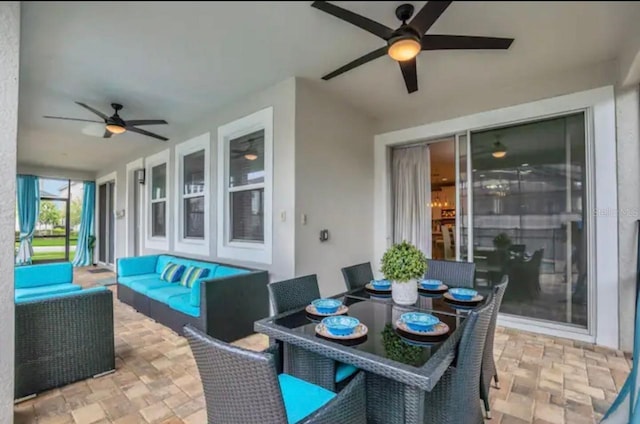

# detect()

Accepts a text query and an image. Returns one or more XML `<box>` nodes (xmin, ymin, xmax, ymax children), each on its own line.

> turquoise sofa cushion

<box><xmin>15</xmin><ymin>283</ymin><xmax>82</xmax><ymax>300</ymax></box>
<box><xmin>155</xmin><ymin>255</ymin><xmax>175</xmax><ymax>274</ymax></box>
<box><xmin>118</xmin><ymin>255</ymin><xmax>159</xmax><ymax>277</ymax></box>
<box><xmin>146</xmin><ymin>285</ymin><xmax>190</xmax><ymax>303</ymax></box>
<box><xmin>15</xmin><ymin>262</ymin><xmax>73</xmax><ymax>288</ymax></box>
<box><xmin>130</xmin><ymin>278</ymin><xmax>172</xmax><ymax>295</ymax></box>
<box><xmin>15</xmin><ymin>287</ymin><xmax>108</xmax><ymax>304</ymax></box>
<box><xmin>118</xmin><ymin>273</ymin><xmax>158</xmax><ymax>288</ymax></box>
<box><xmin>168</xmin><ymin>294</ymin><xmax>200</xmax><ymax>317</ymax></box>
<box><xmin>213</xmin><ymin>266</ymin><xmax>249</xmax><ymax>279</ymax></box>
<box><xmin>278</xmin><ymin>373</ymin><xmax>336</xmax><ymax>424</ymax></box>
<box><xmin>335</xmin><ymin>363</ymin><xmax>358</xmax><ymax>383</ymax></box>
<box><xmin>189</xmin><ymin>278</ymin><xmax>211</xmax><ymax>307</ymax></box>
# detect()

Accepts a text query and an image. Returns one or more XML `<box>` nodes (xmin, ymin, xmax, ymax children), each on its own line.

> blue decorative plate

<box><xmin>448</xmin><ymin>288</ymin><xmax>478</xmax><ymax>301</ymax></box>
<box><xmin>311</xmin><ymin>298</ymin><xmax>342</xmax><ymax>315</ymax></box>
<box><xmin>370</xmin><ymin>279</ymin><xmax>391</xmax><ymax>290</ymax></box>
<box><xmin>400</xmin><ymin>312</ymin><xmax>439</xmax><ymax>332</ymax></box>
<box><xmin>420</xmin><ymin>279</ymin><xmax>443</xmax><ymax>290</ymax></box>
<box><xmin>321</xmin><ymin>316</ymin><xmax>360</xmax><ymax>336</ymax></box>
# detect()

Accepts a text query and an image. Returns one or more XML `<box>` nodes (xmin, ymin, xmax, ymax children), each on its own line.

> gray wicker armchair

<box><xmin>184</xmin><ymin>325</ymin><xmax>366</xmax><ymax>424</ymax></box>
<box><xmin>423</xmin><ymin>293</ymin><xmax>496</xmax><ymax>424</ymax></box>
<box><xmin>268</xmin><ymin>275</ymin><xmax>358</xmax><ymax>389</ymax></box>
<box><xmin>481</xmin><ymin>275</ymin><xmax>509</xmax><ymax>418</ymax></box>
<box><xmin>341</xmin><ymin>262</ymin><xmax>374</xmax><ymax>290</ymax></box>
<box><xmin>425</xmin><ymin>259</ymin><xmax>476</xmax><ymax>288</ymax></box>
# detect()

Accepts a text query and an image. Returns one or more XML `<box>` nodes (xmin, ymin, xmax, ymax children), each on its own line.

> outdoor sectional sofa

<box><xmin>14</xmin><ymin>262</ymin><xmax>115</xmax><ymax>399</ymax></box>
<box><xmin>116</xmin><ymin>254</ymin><xmax>269</xmax><ymax>342</ymax></box>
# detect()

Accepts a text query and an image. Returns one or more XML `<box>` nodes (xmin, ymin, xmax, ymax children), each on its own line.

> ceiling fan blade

<box><xmin>422</xmin><ymin>34</ymin><xmax>514</xmax><ymax>50</ymax></box>
<box><xmin>126</xmin><ymin>126</ymin><xmax>168</xmax><ymax>141</ymax></box>
<box><xmin>409</xmin><ymin>1</ymin><xmax>452</xmax><ymax>35</ymax></box>
<box><xmin>103</xmin><ymin>130</ymin><xmax>113</xmax><ymax>139</ymax></box>
<box><xmin>399</xmin><ymin>58</ymin><xmax>418</xmax><ymax>94</ymax></box>
<box><xmin>74</xmin><ymin>102</ymin><xmax>108</xmax><ymax>120</ymax></box>
<box><xmin>311</xmin><ymin>1</ymin><xmax>393</xmax><ymax>40</ymax></box>
<box><xmin>43</xmin><ymin>116</ymin><xmax>103</xmax><ymax>123</ymax></box>
<box><xmin>125</xmin><ymin>119</ymin><xmax>168</xmax><ymax>126</ymax></box>
<box><xmin>322</xmin><ymin>46</ymin><xmax>387</xmax><ymax>80</ymax></box>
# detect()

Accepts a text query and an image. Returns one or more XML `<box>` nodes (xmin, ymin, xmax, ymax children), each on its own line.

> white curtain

<box><xmin>392</xmin><ymin>144</ymin><xmax>432</xmax><ymax>258</ymax></box>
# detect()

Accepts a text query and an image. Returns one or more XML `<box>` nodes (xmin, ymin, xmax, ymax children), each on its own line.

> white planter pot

<box><xmin>392</xmin><ymin>279</ymin><xmax>418</xmax><ymax>305</ymax></box>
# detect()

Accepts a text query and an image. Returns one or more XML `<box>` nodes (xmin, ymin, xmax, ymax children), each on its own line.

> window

<box><xmin>175</xmin><ymin>133</ymin><xmax>210</xmax><ymax>255</ymax></box>
<box><xmin>217</xmin><ymin>107</ymin><xmax>273</xmax><ymax>264</ymax></box>
<box><xmin>145</xmin><ymin>149</ymin><xmax>170</xmax><ymax>250</ymax></box>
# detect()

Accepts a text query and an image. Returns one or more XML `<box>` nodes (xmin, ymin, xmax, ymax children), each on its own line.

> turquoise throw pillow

<box><xmin>180</xmin><ymin>266</ymin><xmax>209</xmax><ymax>288</ymax></box>
<box><xmin>160</xmin><ymin>262</ymin><xmax>185</xmax><ymax>283</ymax></box>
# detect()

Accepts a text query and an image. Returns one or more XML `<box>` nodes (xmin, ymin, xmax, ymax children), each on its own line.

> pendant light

<box><xmin>492</xmin><ymin>136</ymin><xmax>507</xmax><ymax>159</ymax></box>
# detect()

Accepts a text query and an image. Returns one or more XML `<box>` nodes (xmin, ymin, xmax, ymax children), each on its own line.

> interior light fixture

<box><xmin>388</xmin><ymin>35</ymin><xmax>421</xmax><ymax>62</ymax></box>
<box><xmin>244</xmin><ymin>152</ymin><xmax>258</xmax><ymax>161</ymax></box>
<box><xmin>492</xmin><ymin>137</ymin><xmax>507</xmax><ymax>159</ymax></box>
<box><xmin>106</xmin><ymin>124</ymin><xmax>126</xmax><ymax>134</ymax></box>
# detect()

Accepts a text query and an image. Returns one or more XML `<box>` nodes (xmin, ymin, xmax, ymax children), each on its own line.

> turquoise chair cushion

<box><xmin>278</xmin><ymin>373</ymin><xmax>336</xmax><ymax>424</ymax></box>
<box><xmin>15</xmin><ymin>287</ymin><xmax>108</xmax><ymax>304</ymax></box>
<box><xmin>15</xmin><ymin>262</ymin><xmax>73</xmax><ymax>288</ymax></box>
<box><xmin>168</xmin><ymin>294</ymin><xmax>201</xmax><ymax>317</ymax></box>
<box><xmin>335</xmin><ymin>363</ymin><xmax>358</xmax><ymax>383</ymax></box>
<box><xmin>146</xmin><ymin>285</ymin><xmax>191</xmax><ymax>304</ymax></box>
<box><xmin>130</xmin><ymin>278</ymin><xmax>172</xmax><ymax>295</ymax></box>
<box><xmin>213</xmin><ymin>266</ymin><xmax>249</xmax><ymax>279</ymax></box>
<box><xmin>189</xmin><ymin>278</ymin><xmax>212</xmax><ymax>307</ymax></box>
<box><xmin>118</xmin><ymin>255</ymin><xmax>159</xmax><ymax>277</ymax></box>
<box><xmin>118</xmin><ymin>273</ymin><xmax>159</xmax><ymax>288</ymax></box>
<box><xmin>15</xmin><ymin>283</ymin><xmax>82</xmax><ymax>300</ymax></box>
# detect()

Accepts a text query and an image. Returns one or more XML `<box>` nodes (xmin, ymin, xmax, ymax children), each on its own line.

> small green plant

<box><xmin>493</xmin><ymin>233</ymin><xmax>512</xmax><ymax>249</ymax></box>
<box><xmin>380</xmin><ymin>241</ymin><xmax>427</xmax><ymax>283</ymax></box>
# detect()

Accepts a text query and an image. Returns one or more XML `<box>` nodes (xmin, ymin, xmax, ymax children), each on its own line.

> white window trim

<box><xmin>125</xmin><ymin>158</ymin><xmax>144</xmax><ymax>258</ymax></box>
<box><xmin>95</xmin><ymin>171</ymin><xmax>117</xmax><ymax>269</ymax></box>
<box><xmin>217</xmin><ymin>107</ymin><xmax>273</xmax><ymax>264</ymax></box>
<box><xmin>145</xmin><ymin>149</ymin><xmax>170</xmax><ymax>251</ymax></box>
<box><xmin>374</xmin><ymin>86</ymin><xmax>618</xmax><ymax>349</ymax></box>
<box><xmin>174</xmin><ymin>133</ymin><xmax>211</xmax><ymax>256</ymax></box>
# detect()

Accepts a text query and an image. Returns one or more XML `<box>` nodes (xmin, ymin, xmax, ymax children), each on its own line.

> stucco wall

<box><xmin>615</xmin><ymin>85</ymin><xmax>640</xmax><ymax>351</ymax></box>
<box><xmin>0</xmin><ymin>1</ymin><xmax>19</xmax><ymax>420</ymax></box>
<box><xmin>294</xmin><ymin>79</ymin><xmax>375</xmax><ymax>296</ymax></box>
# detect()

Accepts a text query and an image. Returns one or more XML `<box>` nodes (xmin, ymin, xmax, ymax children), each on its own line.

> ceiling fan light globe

<box><xmin>388</xmin><ymin>37</ymin><xmax>421</xmax><ymax>62</ymax></box>
<box><xmin>492</xmin><ymin>141</ymin><xmax>507</xmax><ymax>158</ymax></box>
<box><xmin>106</xmin><ymin>124</ymin><xmax>126</xmax><ymax>134</ymax></box>
<box><xmin>244</xmin><ymin>153</ymin><xmax>258</xmax><ymax>161</ymax></box>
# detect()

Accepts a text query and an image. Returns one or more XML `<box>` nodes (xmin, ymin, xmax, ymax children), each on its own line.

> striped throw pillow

<box><xmin>180</xmin><ymin>266</ymin><xmax>210</xmax><ymax>288</ymax></box>
<box><xmin>160</xmin><ymin>262</ymin><xmax>185</xmax><ymax>283</ymax></box>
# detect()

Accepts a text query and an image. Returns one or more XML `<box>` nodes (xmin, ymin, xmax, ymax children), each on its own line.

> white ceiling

<box><xmin>18</xmin><ymin>1</ymin><xmax>640</xmax><ymax>172</ymax></box>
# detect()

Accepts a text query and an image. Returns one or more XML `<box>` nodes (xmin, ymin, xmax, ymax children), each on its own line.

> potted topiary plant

<box><xmin>381</xmin><ymin>241</ymin><xmax>427</xmax><ymax>305</ymax></box>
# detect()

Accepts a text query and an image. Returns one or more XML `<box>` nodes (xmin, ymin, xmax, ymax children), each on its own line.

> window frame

<box><xmin>217</xmin><ymin>107</ymin><xmax>273</xmax><ymax>264</ymax></box>
<box><xmin>145</xmin><ymin>149</ymin><xmax>170</xmax><ymax>251</ymax></box>
<box><xmin>174</xmin><ymin>133</ymin><xmax>210</xmax><ymax>256</ymax></box>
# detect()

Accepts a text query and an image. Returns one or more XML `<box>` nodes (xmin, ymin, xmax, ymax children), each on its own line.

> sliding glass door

<box><xmin>459</xmin><ymin>113</ymin><xmax>590</xmax><ymax>329</ymax></box>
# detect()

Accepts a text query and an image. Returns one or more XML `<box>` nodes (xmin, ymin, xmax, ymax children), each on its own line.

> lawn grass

<box><xmin>32</xmin><ymin>251</ymin><xmax>76</xmax><ymax>262</ymax></box>
<box><xmin>14</xmin><ymin>237</ymin><xmax>77</xmax><ymax>248</ymax></box>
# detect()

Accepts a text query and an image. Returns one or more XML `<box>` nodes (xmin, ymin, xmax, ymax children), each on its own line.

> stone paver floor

<box><xmin>14</xmin><ymin>267</ymin><xmax>629</xmax><ymax>423</ymax></box>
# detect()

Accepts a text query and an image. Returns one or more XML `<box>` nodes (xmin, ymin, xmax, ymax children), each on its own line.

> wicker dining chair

<box><xmin>480</xmin><ymin>275</ymin><xmax>509</xmax><ymax>419</ymax></box>
<box><xmin>423</xmin><ymin>293</ymin><xmax>496</xmax><ymax>424</ymax></box>
<box><xmin>425</xmin><ymin>259</ymin><xmax>476</xmax><ymax>288</ymax></box>
<box><xmin>268</xmin><ymin>275</ymin><xmax>358</xmax><ymax>390</ymax></box>
<box><xmin>341</xmin><ymin>262</ymin><xmax>374</xmax><ymax>290</ymax></box>
<box><xmin>184</xmin><ymin>325</ymin><xmax>367</xmax><ymax>424</ymax></box>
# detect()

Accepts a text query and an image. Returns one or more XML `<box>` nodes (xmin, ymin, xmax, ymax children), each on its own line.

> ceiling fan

<box><xmin>312</xmin><ymin>1</ymin><xmax>515</xmax><ymax>93</ymax></box>
<box><xmin>231</xmin><ymin>136</ymin><xmax>262</xmax><ymax>161</ymax></box>
<box><xmin>44</xmin><ymin>102</ymin><xmax>169</xmax><ymax>141</ymax></box>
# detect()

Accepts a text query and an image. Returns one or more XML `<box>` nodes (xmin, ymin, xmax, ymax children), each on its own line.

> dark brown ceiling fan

<box><xmin>312</xmin><ymin>1</ymin><xmax>515</xmax><ymax>94</ymax></box>
<box><xmin>44</xmin><ymin>102</ymin><xmax>169</xmax><ymax>141</ymax></box>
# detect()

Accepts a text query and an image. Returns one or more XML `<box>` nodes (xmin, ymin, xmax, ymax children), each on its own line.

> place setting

<box><xmin>418</xmin><ymin>278</ymin><xmax>448</xmax><ymax>296</ymax></box>
<box><xmin>315</xmin><ymin>316</ymin><xmax>369</xmax><ymax>346</ymax></box>
<box><xmin>443</xmin><ymin>287</ymin><xmax>484</xmax><ymax>309</ymax></box>
<box><xmin>364</xmin><ymin>279</ymin><xmax>392</xmax><ymax>297</ymax></box>
<box><xmin>305</xmin><ymin>298</ymin><xmax>349</xmax><ymax>320</ymax></box>
<box><xmin>394</xmin><ymin>311</ymin><xmax>450</xmax><ymax>345</ymax></box>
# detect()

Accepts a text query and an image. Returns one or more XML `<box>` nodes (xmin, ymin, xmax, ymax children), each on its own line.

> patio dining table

<box><xmin>255</xmin><ymin>287</ymin><xmax>489</xmax><ymax>424</ymax></box>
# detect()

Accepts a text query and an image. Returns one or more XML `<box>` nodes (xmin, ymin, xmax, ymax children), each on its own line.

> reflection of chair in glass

<box><xmin>441</xmin><ymin>225</ymin><xmax>455</xmax><ymax>260</ymax></box>
<box><xmin>504</xmin><ymin>249</ymin><xmax>543</xmax><ymax>302</ymax></box>
<box><xmin>424</xmin><ymin>259</ymin><xmax>476</xmax><ymax>288</ymax></box>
